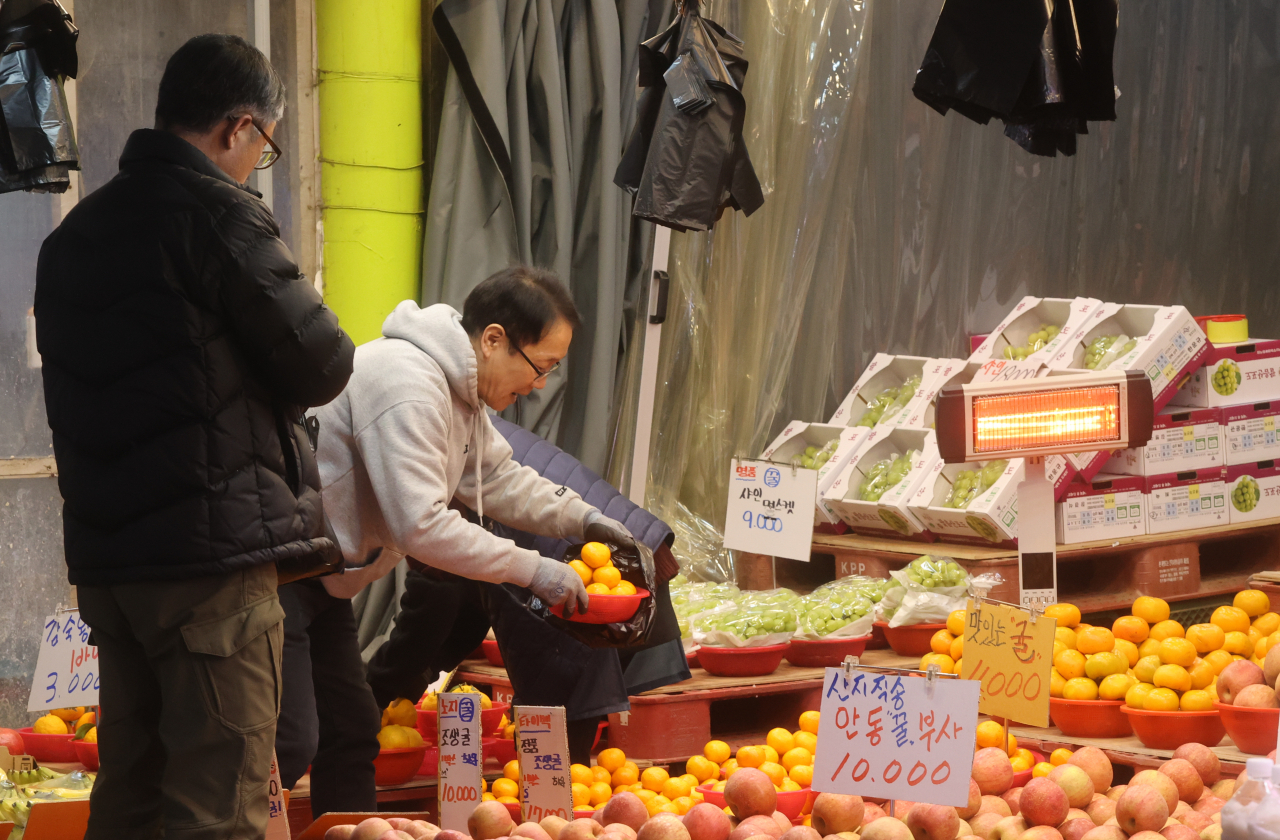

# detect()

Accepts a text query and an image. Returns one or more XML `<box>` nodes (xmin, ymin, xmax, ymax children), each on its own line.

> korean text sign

<box><xmin>438</xmin><ymin>693</ymin><xmax>484</xmax><ymax>830</ymax></box>
<box><xmin>724</xmin><ymin>459</ymin><xmax>818</xmax><ymax>562</ymax></box>
<box><xmin>27</xmin><ymin>610</ymin><xmax>99</xmax><ymax>712</ymax></box>
<box><xmin>515</xmin><ymin>706</ymin><xmax>574</xmax><ymax>822</ymax></box>
<box><xmin>812</xmin><ymin>667</ymin><xmax>979</xmax><ymax>806</ymax></box>
<box><xmin>959</xmin><ymin>599</ymin><xmax>1055</xmax><ymax>727</ymax></box>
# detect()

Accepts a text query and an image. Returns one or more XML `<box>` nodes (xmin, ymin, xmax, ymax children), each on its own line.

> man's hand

<box><xmin>583</xmin><ymin>511</ymin><xmax>635</xmax><ymax>548</ymax></box>
<box><xmin>529</xmin><ymin>558</ymin><xmax>591</xmax><ymax>614</ymax></box>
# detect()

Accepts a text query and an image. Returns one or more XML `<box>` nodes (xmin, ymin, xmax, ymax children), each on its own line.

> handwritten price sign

<box><xmin>724</xmin><ymin>459</ymin><xmax>817</xmax><ymax>562</ymax></box>
<box><xmin>971</xmin><ymin>360</ymin><xmax>1044</xmax><ymax>384</ymax></box>
<box><xmin>437</xmin><ymin>693</ymin><xmax>484</xmax><ymax>831</ymax></box>
<box><xmin>960</xmin><ymin>599</ymin><xmax>1055</xmax><ymax>727</ymax></box>
<box><xmin>812</xmin><ymin>667</ymin><xmax>979</xmax><ymax>807</ymax></box>
<box><xmin>515</xmin><ymin>706</ymin><xmax>574</xmax><ymax>822</ymax></box>
<box><xmin>27</xmin><ymin>611</ymin><xmax>99</xmax><ymax>712</ymax></box>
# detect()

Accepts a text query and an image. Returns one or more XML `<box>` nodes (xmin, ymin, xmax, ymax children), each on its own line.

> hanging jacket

<box><xmin>35</xmin><ymin>129</ymin><xmax>354</xmax><ymax>584</ymax></box>
<box><xmin>314</xmin><ymin>301</ymin><xmax>597</xmax><ymax>599</ymax></box>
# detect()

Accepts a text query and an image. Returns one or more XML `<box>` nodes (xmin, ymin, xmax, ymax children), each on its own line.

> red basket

<box><xmin>417</xmin><ymin>702</ymin><xmax>510</xmax><ymax>743</ymax></box>
<box><xmin>72</xmin><ymin>739</ymin><xmax>98</xmax><ymax>771</ymax></box>
<box><xmin>866</xmin><ymin>622</ymin><xmax>889</xmax><ymax>650</ymax></box>
<box><xmin>695</xmin><ymin>783</ymin><xmax>810</xmax><ymax>819</ymax></box>
<box><xmin>785</xmin><ymin>635</ymin><xmax>871</xmax><ymax>668</ymax></box>
<box><xmin>18</xmin><ymin>728</ymin><xmax>77</xmax><ymax>763</ymax></box>
<box><xmin>876</xmin><ymin>621</ymin><xmax>947</xmax><ymax>657</ymax></box>
<box><xmin>697</xmin><ymin>644</ymin><xmax>790</xmax><ymax>677</ymax></box>
<box><xmin>374</xmin><ymin>746</ymin><xmax>428</xmax><ymax>786</ymax></box>
<box><xmin>1216</xmin><ymin>703</ymin><xmax>1279</xmax><ymax>755</ymax></box>
<box><xmin>554</xmin><ymin>589</ymin><xmax>650</xmax><ymax>624</ymax></box>
<box><xmin>483</xmin><ymin>639</ymin><xmax>505</xmax><ymax>667</ymax></box>
<box><xmin>417</xmin><ymin>746</ymin><xmax>441</xmax><ymax>777</ymax></box>
<box><xmin>1049</xmin><ymin>698</ymin><xmax>1133</xmax><ymax>738</ymax></box>
<box><xmin>1120</xmin><ymin>707</ymin><xmax>1226</xmax><ymax>750</ymax></box>
<box><xmin>485</xmin><ymin>736</ymin><xmax>517</xmax><ymax>766</ymax></box>
<box><xmin>686</xmin><ymin>648</ymin><xmax>700</xmax><ymax>669</ymax></box>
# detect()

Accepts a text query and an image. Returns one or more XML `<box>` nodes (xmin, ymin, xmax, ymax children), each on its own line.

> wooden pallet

<box><xmin>459</xmin><ymin>651</ymin><xmax>919</xmax><ymax>766</ymax></box>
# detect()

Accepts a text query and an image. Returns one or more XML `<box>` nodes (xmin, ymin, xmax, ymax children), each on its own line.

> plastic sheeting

<box><xmin>610</xmin><ymin>0</ymin><xmax>1280</xmax><ymax>565</ymax></box>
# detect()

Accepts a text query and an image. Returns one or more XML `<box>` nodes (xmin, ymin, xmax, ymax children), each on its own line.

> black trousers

<box><xmin>275</xmin><ymin>579</ymin><xmax>381</xmax><ymax>819</ymax></box>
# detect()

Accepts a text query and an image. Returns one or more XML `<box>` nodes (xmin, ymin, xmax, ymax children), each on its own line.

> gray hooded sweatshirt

<box><xmin>314</xmin><ymin>301</ymin><xmax>595</xmax><ymax>599</ymax></box>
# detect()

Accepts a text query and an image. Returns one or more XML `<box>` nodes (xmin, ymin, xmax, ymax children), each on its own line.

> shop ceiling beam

<box><xmin>315</xmin><ymin>0</ymin><xmax>423</xmax><ymax>345</ymax></box>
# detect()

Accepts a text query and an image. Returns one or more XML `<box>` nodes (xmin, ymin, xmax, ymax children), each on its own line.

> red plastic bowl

<box><xmin>696</xmin><ymin>783</ymin><xmax>810</xmax><ymax>819</ymax></box>
<box><xmin>697</xmin><ymin>644</ymin><xmax>790</xmax><ymax>677</ymax></box>
<box><xmin>1049</xmin><ymin>698</ymin><xmax>1133</xmax><ymax>738</ymax></box>
<box><xmin>785</xmin><ymin>635</ymin><xmax>871</xmax><ymax>668</ymax></box>
<box><xmin>72</xmin><ymin>739</ymin><xmax>98</xmax><ymax>771</ymax></box>
<box><xmin>374</xmin><ymin>745</ymin><xmax>428</xmax><ymax>786</ymax></box>
<box><xmin>1216</xmin><ymin>702</ymin><xmax>1280</xmax><ymax>755</ymax></box>
<box><xmin>686</xmin><ymin>648</ymin><xmax>700</xmax><ymax>669</ymax></box>
<box><xmin>484</xmin><ymin>736</ymin><xmax>516</xmax><ymax>766</ymax></box>
<box><xmin>417</xmin><ymin>702</ymin><xmax>510</xmax><ymax>743</ymax></box>
<box><xmin>483</xmin><ymin>639</ymin><xmax>505</xmax><ymax>667</ymax></box>
<box><xmin>866</xmin><ymin>622</ymin><xmax>889</xmax><ymax>650</ymax></box>
<box><xmin>417</xmin><ymin>746</ymin><xmax>441</xmax><ymax>776</ymax></box>
<box><xmin>876</xmin><ymin>621</ymin><xmax>947</xmax><ymax>658</ymax></box>
<box><xmin>1120</xmin><ymin>707</ymin><xmax>1226</xmax><ymax>750</ymax></box>
<box><xmin>1009</xmin><ymin>750</ymin><xmax>1046</xmax><ymax>790</ymax></box>
<box><xmin>18</xmin><ymin>727</ymin><xmax>77</xmax><ymax>763</ymax></box>
<box><xmin>554</xmin><ymin>588</ymin><xmax>650</xmax><ymax>624</ymax></box>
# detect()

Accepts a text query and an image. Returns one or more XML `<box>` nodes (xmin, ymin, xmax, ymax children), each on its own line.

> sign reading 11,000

<box><xmin>723</xmin><ymin>458</ymin><xmax>817</xmax><ymax>562</ymax></box>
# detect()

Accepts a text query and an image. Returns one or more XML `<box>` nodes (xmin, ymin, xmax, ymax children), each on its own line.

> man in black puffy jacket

<box><xmin>34</xmin><ymin>34</ymin><xmax>353</xmax><ymax>840</ymax></box>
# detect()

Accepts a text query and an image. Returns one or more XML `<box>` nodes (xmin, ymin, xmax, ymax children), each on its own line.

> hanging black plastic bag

<box><xmin>527</xmin><ymin>539</ymin><xmax>665</xmax><ymax>649</ymax></box>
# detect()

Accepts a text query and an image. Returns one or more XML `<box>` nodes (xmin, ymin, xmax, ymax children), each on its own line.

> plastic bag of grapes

<box><xmin>857</xmin><ymin>449</ymin><xmax>920</xmax><ymax>502</ymax></box>
<box><xmin>885</xmin><ymin>555</ymin><xmax>972</xmax><ymax>628</ymax></box>
<box><xmin>942</xmin><ymin>460</ymin><xmax>1010</xmax><ymax>509</ymax></box>
<box><xmin>673</xmin><ymin>582</ymin><xmax>741</xmax><ymax>652</ymax></box>
<box><xmin>878</xmin><ymin>375</ymin><xmax>923</xmax><ymax>426</ymax></box>
<box><xmin>691</xmin><ymin>599</ymin><xmax>799</xmax><ymax>648</ymax></box>
<box><xmin>794</xmin><ymin>587</ymin><xmax>876</xmax><ymax>640</ymax></box>
<box><xmin>855</xmin><ymin>385</ymin><xmax>900</xmax><ymax>428</ymax></box>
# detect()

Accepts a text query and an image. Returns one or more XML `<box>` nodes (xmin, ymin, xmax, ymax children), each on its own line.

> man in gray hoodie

<box><xmin>276</xmin><ymin>266</ymin><xmax>634</xmax><ymax>815</ymax></box>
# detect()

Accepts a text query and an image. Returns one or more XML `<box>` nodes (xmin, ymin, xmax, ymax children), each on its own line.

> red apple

<box><xmin>1171</xmin><ymin>744</ymin><xmax>1220</xmax><ymax>786</ymax></box>
<box><xmin>1116</xmin><ymin>786</ymin><xmax>1169</xmax><ymax>835</ymax></box>
<box><xmin>905</xmin><ymin>803</ymin><xmax>959</xmax><ymax>840</ymax></box>
<box><xmin>1019</xmin><ymin>779</ymin><xmax>1069</xmax><ymax>828</ymax></box>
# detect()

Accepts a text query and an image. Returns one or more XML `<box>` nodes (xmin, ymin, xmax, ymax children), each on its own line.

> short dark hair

<box><xmin>461</xmin><ymin>266</ymin><xmax>582</xmax><ymax>350</ymax></box>
<box><xmin>155</xmin><ymin>34</ymin><xmax>285</xmax><ymax>133</ymax></box>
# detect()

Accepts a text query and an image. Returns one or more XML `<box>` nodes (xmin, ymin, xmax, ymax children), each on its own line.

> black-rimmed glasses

<box><xmin>515</xmin><ymin>344</ymin><xmax>561</xmax><ymax>381</ymax></box>
<box><xmin>234</xmin><ymin>115</ymin><xmax>282</xmax><ymax>170</ymax></box>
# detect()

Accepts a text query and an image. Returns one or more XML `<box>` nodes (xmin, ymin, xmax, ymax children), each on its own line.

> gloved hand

<box><xmin>529</xmin><ymin>557</ymin><xmax>590</xmax><ymax>614</ymax></box>
<box><xmin>583</xmin><ymin>510</ymin><xmax>635</xmax><ymax>548</ymax></box>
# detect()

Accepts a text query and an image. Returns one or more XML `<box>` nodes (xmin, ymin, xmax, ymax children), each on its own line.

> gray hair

<box><xmin>156</xmin><ymin>34</ymin><xmax>285</xmax><ymax>132</ymax></box>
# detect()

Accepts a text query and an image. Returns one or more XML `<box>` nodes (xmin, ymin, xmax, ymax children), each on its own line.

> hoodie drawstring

<box><xmin>474</xmin><ymin>409</ymin><xmax>485</xmax><ymax>523</ymax></box>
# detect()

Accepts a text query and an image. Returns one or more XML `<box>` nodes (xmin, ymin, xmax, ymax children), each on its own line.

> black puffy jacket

<box><xmin>35</xmin><ymin>129</ymin><xmax>355</xmax><ymax>585</ymax></box>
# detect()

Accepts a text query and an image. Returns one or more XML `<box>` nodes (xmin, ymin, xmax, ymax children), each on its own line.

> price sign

<box><xmin>515</xmin><ymin>706</ymin><xmax>574</xmax><ymax>822</ymax></box>
<box><xmin>27</xmin><ymin>610</ymin><xmax>99</xmax><ymax>712</ymax></box>
<box><xmin>437</xmin><ymin>693</ymin><xmax>484</xmax><ymax>830</ymax></box>
<box><xmin>266</xmin><ymin>751</ymin><xmax>290</xmax><ymax>840</ymax></box>
<box><xmin>971</xmin><ymin>359</ymin><xmax>1044</xmax><ymax>384</ymax></box>
<box><xmin>812</xmin><ymin>667</ymin><xmax>979</xmax><ymax>807</ymax></box>
<box><xmin>724</xmin><ymin>459</ymin><xmax>818</xmax><ymax>562</ymax></box>
<box><xmin>960</xmin><ymin>599</ymin><xmax>1055</xmax><ymax>727</ymax></box>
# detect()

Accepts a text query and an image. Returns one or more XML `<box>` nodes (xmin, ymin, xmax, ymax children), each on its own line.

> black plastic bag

<box><xmin>614</xmin><ymin>0</ymin><xmax>762</xmax><ymax>232</ymax></box>
<box><xmin>527</xmin><ymin>540</ymin><xmax>663</xmax><ymax>649</ymax></box>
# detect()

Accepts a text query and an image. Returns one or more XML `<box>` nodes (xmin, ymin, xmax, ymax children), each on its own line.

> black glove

<box><xmin>583</xmin><ymin>511</ymin><xmax>635</xmax><ymax>548</ymax></box>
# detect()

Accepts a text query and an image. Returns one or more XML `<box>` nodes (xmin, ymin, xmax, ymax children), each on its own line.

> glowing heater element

<box><xmin>935</xmin><ymin>370</ymin><xmax>1153</xmax><ymax>462</ymax></box>
<box><xmin>972</xmin><ymin>386</ymin><xmax>1121</xmax><ymax>454</ymax></box>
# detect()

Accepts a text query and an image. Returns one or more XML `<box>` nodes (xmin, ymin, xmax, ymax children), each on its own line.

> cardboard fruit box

<box><xmin>1103</xmin><ymin>406</ymin><xmax>1223</xmax><ymax>476</ymax></box>
<box><xmin>823</xmin><ymin>428</ymin><xmax>940</xmax><ymax>539</ymax></box>
<box><xmin>1056</xmin><ymin>473</ymin><xmax>1147</xmax><ymax>545</ymax></box>
<box><xmin>1144</xmin><ymin>467</ymin><xmax>1228</xmax><ymax>535</ymax></box>
<box><xmin>968</xmin><ymin>296</ymin><xmax>1102</xmax><ymax>366</ymax></box>
<box><xmin>1170</xmin><ymin>337</ymin><xmax>1280</xmax><ymax>408</ymax></box>
<box><xmin>1226</xmin><ymin>460</ymin><xmax>1280</xmax><ymax>524</ymax></box>
<box><xmin>1223</xmin><ymin>402</ymin><xmax>1280</xmax><ymax>466</ymax></box>
<box><xmin>908</xmin><ymin>457</ymin><xmax>1023</xmax><ymax>546</ymax></box>
<box><xmin>759</xmin><ymin>421</ymin><xmax>873</xmax><ymax>525</ymax></box>
<box><xmin>828</xmin><ymin>354</ymin><xmax>932</xmax><ymax>427</ymax></box>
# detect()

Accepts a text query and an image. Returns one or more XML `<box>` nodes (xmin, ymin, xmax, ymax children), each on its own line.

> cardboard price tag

<box><xmin>437</xmin><ymin>693</ymin><xmax>484</xmax><ymax>831</ymax></box>
<box><xmin>266</xmin><ymin>751</ymin><xmax>290</xmax><ymax>839</ymax></box>
<box><xmin>960</xmin><ymin>599</ymin><xmax>1055</xmax><ymax>727</ymax></box>
<box><xmin>812</xmin><ymin>667</ymin><xmax>979</xmax><ymax>807</ymax></box>
<box><xmin>27</xmin><ymin>610</ymin><xmax>99</xmax><ymax>712</ymax></box>
<box><xmin>724</xmin><ymin>459</ymin><xmax>818</xmax><ymax>562</ymax></box>
<box><xmin>514</xmin><ymin>706</ymin><xmax>574</xmax><ymax>822</ymax></box>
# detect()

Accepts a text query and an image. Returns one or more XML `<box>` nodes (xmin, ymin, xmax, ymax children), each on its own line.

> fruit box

<box><xmin>1223</xmin><ymin>402</ymin><xmax>1280</xmax><ymax>466</ymax></box>
<box><xmin>759</xmin><ymin>421</ymin><xmax>873</xmax><ymax>524</ymax></box>
<box><xmin>1103</xmin><ymin>406</ymin><xmax>1223</xmax><ymax>476</ymax></box>
<box><xmin>1144</xmin><ymin>467</ymin><xmax>1228</xmax><ymax>535</ymax></box>
<box><xmin>907</xmin><ymin>457</ymin><xmax>1023</xmax><ymax>546</ymax></box>
<box><xmin>968</xmin><ymin>296</ymin><xmax>1102</xmax><ymax>366</ymax></box>
<box><xmin>1226</xmin><ymin>460</ymin><xmax>1280</xmax><ymax>524</ymax></box>
<box><xmin>1055</xmin><ymin>473</ymin><xmax>1147</xmax><ymax>545</ymax></box>
<box><xmin>827</xmin><ymin>354</ymin><xmax>932</xmax><ymax>427</ymax></box>
<box><xmin>822</xmin><ymin>428</ymin><xmax>940</xmax><ymax>539</ymax></box>
<box><xmin>881</xmin><ymin>358</ymin><xmax>975</xmax><ymax>432</ymax></box>
<box><xmin>1169</xmin><ymin>337</ymin><xmax>1280</xmax><ymax>408</ymax></box>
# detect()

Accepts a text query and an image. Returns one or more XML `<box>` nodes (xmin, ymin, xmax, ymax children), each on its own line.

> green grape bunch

<box><xmin>879</xmin><ymin>375</ymin><xmax>923</xmax><ymax>425</ymax></box>
<box><xmin>798</xmin><ymin>437</ymin><xmax>841</xmax><ymax>470</ymax></box>
<box><xmin>1082</xmin><ymin>335</ymin><xmax>1138</xmax><ymax>370</ymax></box>
<box><xmin>1213</xmin><ymin>359</ymin><xmax>1241</xmax><ymax>396</ymax></box>
<box><xmin>1001</xmin><ymin>323</ymin><xmax>1065</xmax><ymax>360</ymax></box>
<box><xmin>695</xmin><ymin>603</ymin><xmax>798</xmax><ymax>640</ymax></box>
<box><xmin>798</xmin><ymin>594</ymin><xmax>873</xmax><ymax>637</ymax></box>
<box><xmin>858</xmin><ymin>449</ymin><xmax>919</xmax><ymax>502</ymax></box>
<box><xmin>1232</xmin><ymin>475</ymin><xmax>1260</xmax><ymax>512</ymax></box>
<box><xmin>941</xmin><ymin>459</ymin><xmax>1009</xmax><ymax>509</ymax></box>
<box><xmin>903</xmin><ymin>555</ymin><xmax>968</xmax><ymax>588</ymax></box>
<box><xmin>856</xmin><ymin>386</ymin><xmax>899</xmax><ymax>427</ymax></box>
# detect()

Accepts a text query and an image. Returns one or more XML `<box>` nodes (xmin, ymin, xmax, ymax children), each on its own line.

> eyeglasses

<box><xmin>231</xmin><ymin>115</ymin><xmax>282</xmax><ymax>170</ymax></box>
<box><xmin>515</xmin><ymin>344</ymin><xmax>561</xmax><ymax>382</ymax></box>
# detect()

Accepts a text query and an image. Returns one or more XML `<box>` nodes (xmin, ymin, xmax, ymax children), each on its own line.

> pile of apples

<box><xmin>1044</xmin><ymin>592</ymin><xmax>1280</xmax><ymax>712</ymax></box>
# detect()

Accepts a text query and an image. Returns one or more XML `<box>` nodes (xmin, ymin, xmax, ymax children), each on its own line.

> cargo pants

<box><xmin>77</xmin><ymin>563</ymin><xmax>283</xmax><ymax>840</ymax></box>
